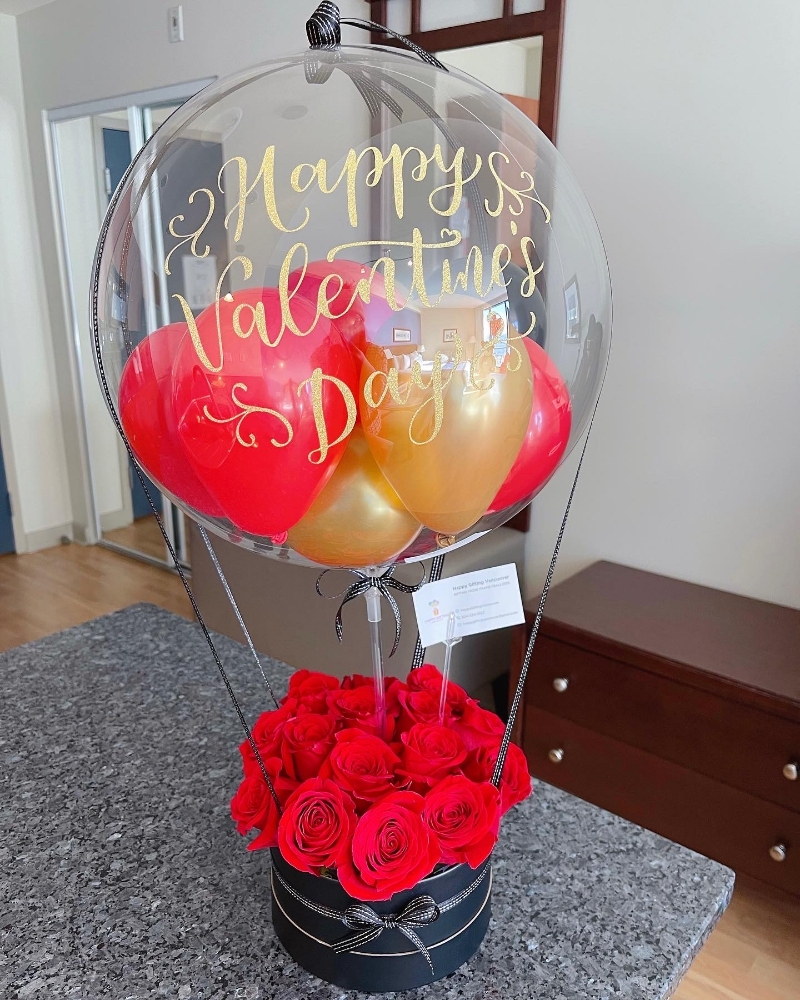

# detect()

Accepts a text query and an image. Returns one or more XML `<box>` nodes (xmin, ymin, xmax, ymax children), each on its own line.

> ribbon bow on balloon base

<box><xmin>316</xmin><ymin>564</ymin><xmax>426</xmax><ymax>737</ymax></box>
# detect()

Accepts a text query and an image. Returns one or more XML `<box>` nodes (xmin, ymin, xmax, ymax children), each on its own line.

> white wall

<box><xmin>526</xmin><ymin>0</ymin><xmax>800</xmax><ymax>609</ymax></box>
<box><xmin>444</xmin><ymin>40</ymin><xmax>529</xmax><ymax>98</ymax></box>
<box><xmin>0</xmin><ymin>12</ymin><xmax>72</xmax><ymax>550</ymax></box>
<box><xmin>526</xmin><ymin>41</ymin><xmax>542</xmax><ymax>100</ymax></box>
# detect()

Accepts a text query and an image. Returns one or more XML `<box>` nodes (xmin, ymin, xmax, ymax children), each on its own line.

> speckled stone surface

<box><xmin>1</xmin><ymin>603</ymin><xmax>734</xmax><ymax>999</ymax></box>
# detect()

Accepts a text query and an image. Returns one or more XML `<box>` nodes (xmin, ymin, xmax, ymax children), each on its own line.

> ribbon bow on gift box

<box><xmin>333</xmin><ymin>896</ymin><xmax>441</xmax><ymax>973</ymax></box>
<box><xmin>271</xmin><ymin>861</ymin><xmax>491</xmax><ymax>979</ymax></box>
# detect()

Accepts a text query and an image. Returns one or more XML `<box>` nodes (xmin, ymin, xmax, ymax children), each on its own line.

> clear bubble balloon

<box><xmin>92</xmin><ymin>45</ymin><xmax>611</xmax><ymax>570</ymax></box>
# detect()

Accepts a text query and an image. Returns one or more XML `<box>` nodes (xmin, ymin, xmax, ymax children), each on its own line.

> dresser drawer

<box><xmin>526</xmin><ymin>635</ymin><xmax>800</xmax><ymax>812</ymax></box>
<box><xmin>522</xmin><ymin>707</ymin><xmax>800</xmax><ymax>895</ymax></box>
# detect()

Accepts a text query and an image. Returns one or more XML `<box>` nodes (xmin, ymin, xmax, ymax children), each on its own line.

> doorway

<box><xmin>102</xmin><ymin>124</ymin><xmax>164</xmax><ymax>527</ymax></box>
<box><xmin>47</xmin><ymin>82</ymin><xmax>214</xmax><ymax>569</ymax></box>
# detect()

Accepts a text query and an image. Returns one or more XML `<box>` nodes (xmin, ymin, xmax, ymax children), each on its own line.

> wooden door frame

<box><xmin>368</xmin><ymin>0</ymin><xmax>565</xmax><ymax>141</ymax></box>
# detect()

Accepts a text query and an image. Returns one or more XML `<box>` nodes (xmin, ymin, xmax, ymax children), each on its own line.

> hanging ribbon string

<box><xmin>316</xmin><ymin>565</ymin><xmax>426</xmax><ymax>658</ymax></box>
<box><xmin>304</xmin><ymin>49</ymin><xmax>404</xmax><ymax>119</ymax></box>
<box><xmin>349</xmin><ymin>67</ymin><xmax>404</xmax><ymax>119</ymax></box>
<box><xmin>492</xmin><ymin>401</ymin><xmax>602</xmax><ymax>789</ymax></box>
<box><xmin>91</xmin><ymin>171</ymin><xmax>282</xmax><ymax>818</ymax></box>
<box><xmin>305</xmin><ymin>0</ymin><xmax>340</xmax><ymax>48</ymax></box>
<box><xmin>198</xmin><ymin>526</ymin><xmax>280</xmax><ymax>709</ymax></box>
<box><xmin>307</xmin><ymin>2</ymin><xmax>447</xmax><ymax>70</ymax></box>
<box><xmin>304</xmin><ymin>3</ymin><xmax>434</xmax><ymax>125</ymax></box>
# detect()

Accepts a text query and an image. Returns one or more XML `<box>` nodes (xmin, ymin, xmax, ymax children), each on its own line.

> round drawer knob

<box><xmin>548</xmin><ymin>748</ymin><xmax>565</xmax><ymax>764</ymax></box>
<box><xmin>552</xmin><ymin>677</ymin><xmax>569</xmax><ymax>693</ymax></box>
<box><xmin>769</xmin><ymin>843</ymin><xmax>788</xmax><ymax>863</ymax></box>
<box><xmin>783</xmin><ymin>762</ymin><xmax>798</xmax><ymax>781</ymax></box>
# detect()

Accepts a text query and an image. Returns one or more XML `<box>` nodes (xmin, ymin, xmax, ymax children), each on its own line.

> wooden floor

<box><xmin>675</xmin><ymin>879</ymin><xmax>800</xmax><ymax>999</ymax></box>
<box><xmin>0</xmin><ymin>540</ymin><xmax>190</xmax><ymax>652</ymax></box>
<box><xmin>0</xmin><ymin>542</ymin><xmax>798</xmax><ymax>997</ymax></box>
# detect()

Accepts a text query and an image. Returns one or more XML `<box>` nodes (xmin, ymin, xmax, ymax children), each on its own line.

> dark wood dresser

<box><xmin>510</xmin><ymin>561</ymin><xmax>800</xmax><ymax>896</ymax></box>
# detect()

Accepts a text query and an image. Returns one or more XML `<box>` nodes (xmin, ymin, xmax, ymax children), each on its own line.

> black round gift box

<box><xmin>270</xmin><ymin>848</ymin><xmax>492</xmax><ymax>992</ymax></box>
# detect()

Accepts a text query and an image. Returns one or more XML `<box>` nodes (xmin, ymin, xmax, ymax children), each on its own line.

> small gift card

<box><xmin>412</xmin><ymin>563</ymin><xmax>525</xmax><ymax>648</ymax></box>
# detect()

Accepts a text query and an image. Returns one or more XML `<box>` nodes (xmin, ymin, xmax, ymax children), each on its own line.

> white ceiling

<box><xmin>0</xmin><ymin>0</ymin><xmax>58</xmax><ymax>15</ymax></box>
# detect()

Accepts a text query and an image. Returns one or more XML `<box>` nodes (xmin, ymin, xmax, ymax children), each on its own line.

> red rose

<box><xmin>284</xmin><ymin>670</ymin><xmax>340</xmax><ymax>715</ymax></box>
<box><xmin>342</xmin><ymin>673</ymin><xmax>373</xmax><ymax>689</ymax></box>
<box><xmin>338</xmin><ymin>791</ymin><xmax>442</xmax><ymax>901</ymax></box>
<box><xmin>240</xmin><ymin>703</ymin><xmax>295</xmax><ymax>772</ymax></box>
<box><xmin>281</xmin><ymin>713</ymin><xmax>337</xmax><ymax>782</ymax></box>
<box><xmin>230</xmin><ymin>757</ymin><xmax>297</xmax><ymax>850</ymax></box>
<box><xmin>339</xmin><ymin>676</ymin><xmax>405</xmax><ymax>718</ymax></box>
<box><xmin>342</xmin><ymin>673</ymin><xmax>406</xmax><ymax>704</ymax></box>
<box><xmin>463</xmin><ymin>741</ymin><xmax>532</xmax><ymax>815</ymax></box>
<box><xmin>451</xmin><ymin>700</ymin><xmax>506</xmax><ymax>750</ymax></box>
<box><xmin>395</xmin><ymin>689</ymin><xmax>441</xmax><ymax>732</ymax></box>
<box><xmin>320</xmin><ymin>729</ymin><xmax>402</xmax><ymax>807</ymax></box>
<box><xmin>407</xmin><ymin>664</ymin><xmax>470</xmax><ymax>718</ymax></box>
<box><xmin>397</xmin><ymin>723</ymin><xmax>467</xmax><ymax>788</ymax></box>
<box><xmin>396</xmin><ymin>670</ymin><xmax>473</xmax><ymax>734</ymax></box>
<box><xmin>327</xmin><ymin>685</ymin><xmax>394</xmax><ymax>739</ymax></box>
<box><xmin>423</xmin><ymin>775</ymin><xmax>500</xmax><ymax>868</ymax></box>
<box><xmin>277</xmin><ymin>777</ymin><xmax>357</xmax><ymax>874</ymax></box>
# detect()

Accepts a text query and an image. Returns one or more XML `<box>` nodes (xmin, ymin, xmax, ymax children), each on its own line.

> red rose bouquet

<box><xmin>231</xmin><ymin>664</ymin><xmax>532</xmax><ymax>901</ymax></box>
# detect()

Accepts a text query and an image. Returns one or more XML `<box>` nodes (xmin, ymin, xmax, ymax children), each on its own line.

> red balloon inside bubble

<box><xmin>172</xmin><ymin>287</ymin><xmax>359</xmax><ymax>537</ymax></box>
<box><xmin>118</xmin><ymin>323</ymin><xmax>225</xmax><ymax>518</ymax></box>
<box><xmin>489</xmin><ymin>339</ymin><xmax>572</xmax><ymax>513</ymax></box>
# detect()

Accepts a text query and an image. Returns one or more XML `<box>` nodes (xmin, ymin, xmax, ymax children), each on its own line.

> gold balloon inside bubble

<box><xmin>288</xmin><ymin>426</ymin><xmax>422</xmax><ymax>567</ymax></box>
<box><xmin>360</xmin><ymin>346</ymin><xmax>533</xmax><ymax>536</ymax></box>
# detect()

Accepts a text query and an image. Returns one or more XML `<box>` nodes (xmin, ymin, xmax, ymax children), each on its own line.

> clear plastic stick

<box><xmin>365</xmin><ymin>586</ymin><xmax>387</xmax><ymax>738</ymax></box>
<box><xmin>438</xmin><ymin>611</ymin><xmax>462</xmax><ymax>725</ymax></box>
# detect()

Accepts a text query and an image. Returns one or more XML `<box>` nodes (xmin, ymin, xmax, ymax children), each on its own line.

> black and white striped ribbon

<box><xmin>271</xmin><ymin>861</ymin><xmax>490</xmax><ymax>974</ymax></box>
<box><xmin>333</xmin><ymin>895</ymin><xmax>439</xmax><ymax>971</ymax></box>
<box><xmin>198</xmin><ymin>526</ymin><xmax>280</xmax><ymax>709</ymax></box>
<box><xmin>491</xmin><ymin>401</ymin><xmax>603</xmax><ymax>788</ymax></box>
<box><xmin>410</xmin><ymin>552</ymin><xmax>446</xmax><ymax>670</ymax></box>
<box><xmin>316</xmin><ymin>564</ymin><xmax>426</xmax><ymax>658</ymax></box>
<box><xmin>306</xmin><ymin>2</ymin><xmax>447</xmax><ymax>70</ymax></box>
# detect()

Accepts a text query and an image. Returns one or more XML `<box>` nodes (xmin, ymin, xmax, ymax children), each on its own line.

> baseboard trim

<box><xmin>21</xmin><ymin>523</ymin><xmax>74</xmax><ymax>553</ymax></box>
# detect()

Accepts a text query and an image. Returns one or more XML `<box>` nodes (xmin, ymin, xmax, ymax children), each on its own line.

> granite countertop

<box><xmin>1</xmin><ymin>603</ymin><xmax>734</xmax><ymax>999</ymax></box>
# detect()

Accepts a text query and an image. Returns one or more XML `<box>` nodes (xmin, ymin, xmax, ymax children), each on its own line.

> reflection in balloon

<box><xmin>288</xmin><ymin>259</ymin><xmax>393</xmax><ymax>361</ymax></box>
